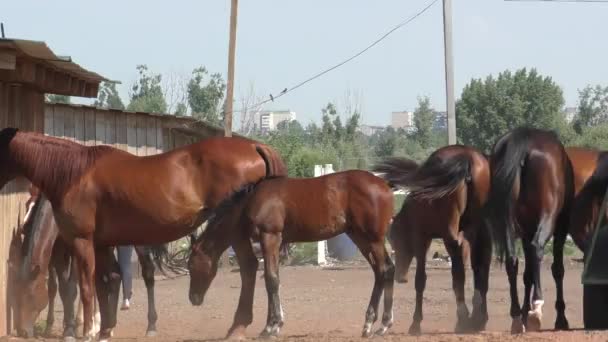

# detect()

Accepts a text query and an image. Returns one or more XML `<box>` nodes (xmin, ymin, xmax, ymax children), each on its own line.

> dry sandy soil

<box><xmin>5</xmin><ymin>255</ymin><xmax>608</xmax><ymax>342</ymax></box>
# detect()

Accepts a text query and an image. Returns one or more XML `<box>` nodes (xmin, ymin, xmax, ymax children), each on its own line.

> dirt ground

<box><xmin>6</xmin><ymin>254</ymin><xmax>608</xmax><ymax>342</ymax></box>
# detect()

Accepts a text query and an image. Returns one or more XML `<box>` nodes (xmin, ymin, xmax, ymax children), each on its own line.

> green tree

<box><xmin>373</xmin><ymin>127</ymin><xmax>396</xmax><ymax>157</ymax></box>
<box><xmin>127</xmin><ymin>65</ymin><xmax>167</xmax><ymax>113</ymax></box>
<box><xmin>574</xmin><ymin>84</ymin><xmax>608</xmax><ymax>133</ymax></box>
<box><xmin>187</xmin><ymin>67</ymin><xmax>226</xmax><ymax>125</ymax></box>
<box><xmin>45</xmin><ymin>94</ymin><xmax>71</xmax><ymax>104</ymax></box>
<box><xmin>94</xmin><ymin>81</ymin><xmax>125</xmax><ymax>110</ymax></box>
<box><xmin>456</xmin><ymin>68</ymin><xmax>564</xmax><ymax>152</ymax></box>
<box><xmin>413</xmin><ymin>96</ymin><xmax>435</xmax><ymax>148</ymax></box>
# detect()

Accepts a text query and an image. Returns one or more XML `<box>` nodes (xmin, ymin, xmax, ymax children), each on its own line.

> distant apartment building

<box><xmin>359</xmin><ymin>124</ymin><xmax>385</xmax><ymax>136</ymax></box>
<box><xmin>391</xmin><ymin>111</ymin><xmax>415</xmax><ymax>133</ymax></box>
<box><xmin>259</xmin><ymin>110</ymin><xmax>297</xmax><ymax>132</ymax></box>
<box><xmin>563</xmin><ymin>107</ymin><xmax>578</xmax><ymax>123</ymax></box>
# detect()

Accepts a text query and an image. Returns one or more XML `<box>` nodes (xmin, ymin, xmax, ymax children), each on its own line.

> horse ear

<box><xmin>29</xmin><ymin>265</ymin><xmax>41</xmax><ymax>280</ymax></box>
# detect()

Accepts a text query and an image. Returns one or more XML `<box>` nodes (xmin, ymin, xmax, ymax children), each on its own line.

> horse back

<box><xmin>566</xmin><ymin>146</ymin><xmax>601</xmax><ymax>196</ymax></box>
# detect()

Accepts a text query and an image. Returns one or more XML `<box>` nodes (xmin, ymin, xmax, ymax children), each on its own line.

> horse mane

<box><xmin>19</xmin><ymin>192</ymin><xmax>48</xmax><ymax>279</ymax></box>
<box><xmin>11</xmin><ymin>130</ymin><xmax>115</xmax><ymax>199</ymax></box>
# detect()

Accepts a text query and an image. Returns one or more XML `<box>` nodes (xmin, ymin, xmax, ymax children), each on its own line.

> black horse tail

<box><xmin>405</xmin><ymin>153</ymin><xmax>473</xmax><ymax>201</ymax></box>
<box><xmin>148</xmin><ymin>244</ymin><xmax>170</xmax><ymax>276</ymax></box>
<box><xmin>372</xmin><ymin>157</ymin><xmax>420</xmax><ymax>190</ymax></box>
<box><xmin>487</xmin><ymin>130</ymin><xmax>530</xmax><ymax>263</ymax></box>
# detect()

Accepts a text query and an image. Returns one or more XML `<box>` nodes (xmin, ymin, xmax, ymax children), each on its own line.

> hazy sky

<box><xmin>4</xmin><ymin>1</ymin><xmax>607</xmax><ymax>126</ymax></box>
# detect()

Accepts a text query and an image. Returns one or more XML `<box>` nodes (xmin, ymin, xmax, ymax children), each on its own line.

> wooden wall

<box><xmin>0</xmin><ymin>82</ymin><xmax>45</xmax><ymax>336</ymax></box>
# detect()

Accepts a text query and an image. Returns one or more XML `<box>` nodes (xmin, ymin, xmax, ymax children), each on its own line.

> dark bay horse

<box><xmin>486</xmin><ymin>127</ymin><xmax>573</xmax><ymax>334</ymax></box>
<box><xmin>373</xmin><ymin>145</ymin><xmax>491</xmax><ymax>335</ymax></box>
<box><xmin>14</xmin><ymin>185</ymin><xmax>174</xmax><ymax>340</ymax></box>
<box><xmin>0</xmin><ymin>127</ymin><xmax>286</xmax><ymax>341</ymax></box>
<box><xmin>187</xmin><ymin>170</ymin><xmax>395</xmax><ymax>339</ymax></box>
<box><xmin>12</xmin><ymin>187</ymin><xmax>79</xmax><ymax>339</ymax></box>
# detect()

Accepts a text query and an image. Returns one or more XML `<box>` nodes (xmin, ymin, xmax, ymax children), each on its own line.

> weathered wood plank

<box><xmin>63</xmin><ymin>106</ymin><xmax>75</xmax><ymax>141</ymax></box>
<box><xmin>146</xmin><ymin>118</ymin><xmax>157</xmax><ymax>155</ymax></box>
<box><xmin>126</xmin><ymin>114</ymin><xmax>137</xmax><ymax>155</ymax></box>
<box><xmin>52</xmin><ymin>102</ymin><xmax>64</xmax><ymax>139</ymax></box>
<box><xmin>106</xmin><ymin>111</ymin><xmax>117</xmax><ymax>147</ymax></box>
<box><xmin>74</xmin><ymin>107</ymin><xmax>85</xmax><ymax>144</ymax></box>
<box><xmin>84</xmin><ymin>107</ymin><xmax>96</xmax><ymax>146</ymax></box>
<box><xmin>116</xmin><ymin>111</ymin><xmax>127</xmax><ymax>152</ymax></box>
<box><xmin>136</xmin><ymin>115</ymin><xmax>146</xmax><ymax>156</ymax></box>
<box><xmin>95</xmin><ymin>110</ymin><xmax>106</xmax><ymax>146</ymax></box>
<box><xmin>0</xmin><ymin>82</ymin><xmax>8</xmax><ymax>129</ymax></box>
<box><xmin>44</xmin><ymin>103</ymin><xmax>54</xmax><ymax>135</ymax></box>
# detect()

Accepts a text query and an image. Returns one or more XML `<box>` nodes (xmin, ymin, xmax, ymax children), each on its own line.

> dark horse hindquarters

<box><xmin>486</xmin><ymin>127</ymin><xmax>573</xmax><ymax>333</ymax></box>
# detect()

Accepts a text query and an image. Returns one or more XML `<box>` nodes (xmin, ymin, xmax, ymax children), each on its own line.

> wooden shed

<box><xmin>0</xmin><ymin>38</ymin><xmax>224</xmax><ymax>336</ymax></box>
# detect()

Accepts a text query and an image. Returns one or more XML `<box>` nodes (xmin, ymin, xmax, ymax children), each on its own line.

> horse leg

<box><xmin>374</xmin><ymin>245</ymin><xmax>395</xmax><ymax>336</ymax></box>
<box><xmin>506</xmin><ymin>254</ymin><xmax>524</xmax><ymax>334</ymax></box>
<box><xmin>408</xmin><ymin>237</ymin><xmax>431</xmax><ymax>335</ymax></box>
<box><xmin>468</xmin><ymin>226</ymin><xmax>491</xmax><ymax>332</ymax></box>
<box><xmin>552</xmin><ymin>222</ymin><xmax>570</xmax><ymax>330</ymax></box>
<box><xmin>45</xmin><ymin>265</ymin><xmax>58</xmax><ymax>336</ymax></box>
<box><xmin>444</xmin><ymin>237</ymin><xmax>469</xmax><ymax>333</ymax></box>
<box><xmin>56</xmin><ymin>251</ymin><xmax>78</xmax><ymax>341</ymax></box>
<box><xmin>521</xmin><ymin>240</ymin><xmax>535</xmax><ymax>329</ymax></box>
<box><xmin>526</xmin><ymin>214</ymin><xmax>556</xmax><ymax>332</ymax></box>
<box><xmin>346</xmin><ymin>232</ymin><xmax>390</xmax><ymax>337</ymax></box>
<box><xmin>135</xmin><ymin>246</ymin><xmax>159</xmax><ymax>337</ymax></box>
<box><xmin>393</xmin><ymin>231</ymin><xmax>415</xmax><ymax>284</ymax></box>
<box><xmin>73</xmin><ymin>238</ymin><xmax>97</xmax><ymax>342</ymax></box>
<box><xmin>226</xmin><ymin>236</ymin><xmax>259</xmax><ymax>340</ymax></box>
<box><xmin>95</xmin><ymin>246</ymin><xmax>122</xmax><ymax>341</ymax></box>
<box><xmin>259</xmin><ymin>232</ymin><xmax>284</xmax><ymax>338</ymax></box>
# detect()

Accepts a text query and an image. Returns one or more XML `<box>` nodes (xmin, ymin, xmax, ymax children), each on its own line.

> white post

<box><xmin>315</xmin><ymin>164</ymin><xmax>329</xmax><ymax>266</ymax></box>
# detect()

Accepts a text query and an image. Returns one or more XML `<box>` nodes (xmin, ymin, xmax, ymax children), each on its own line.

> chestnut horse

<box><xmin>0</xmin><ymin>127</ymin><xmax>286</xmax><ymax>341</ymax></box>
<box><xmin>565</xmin><ymin>147</ymin><xmax>606</xmax><ymax>252</ymax></box>
<box><xmin>486</xmin><ymin>127</ymin><xmax>573</xmax><ymax>334</ymax></box>
<box><xmin>373</xmin><ymin>145</ymin><xmax>491</xmax><ymax>334</ymax></box>
<box><xmin>187</xmin><ymin>170</ymin><xmax>395</xmax><ymax>339</ymax></box>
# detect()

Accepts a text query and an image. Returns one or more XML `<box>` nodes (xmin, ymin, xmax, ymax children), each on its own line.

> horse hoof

<box><xmin>375</xmin><ymin>325</ymin><xmax>391</xmax><ymax>336</ymax></box>
<box><xmin>511</xmin><ymin>318</ymin><xmax>525</xmax><ymax>334</ymax></box>
<box><xmin>226</xmin><ymin>325</ymin><xmax>248</xmax><ymax>340</ymax></box>
<box><xmin>259</xmin><ymin>327</ymin><xmax>279</xmax><ymax>339</ymax></box>
<box><xmin>555</xmin><ymin>317</ymin><xmax>570</xmax><ymax>331</ymax></box>
<box><xmin>146</xmin><ymin>330</ymin><xmax>158</xmax><ymax>337</ymax></box>
<box><xmin>526</xmin><ymin>312</ymin><xmax>542</xmax><ymax>332</ymax></box>
<box><xmin>63</xmin><ymin>336</ymin><xmax>76</xmax><ymax>342</ymax></box>
<box><xmin>361</xmin><ymin>323</ymin><xmax>374</xmax><ymax>338</ymax></box>
<box><xmin>467</xmin><ymin>314</ymin><xmax>488</xmax><ymax>333</ymax></box>
<box><xmin>408</xmin><ymin>324</ymin><xmax>421</xmax><ymax>336</ymax></box>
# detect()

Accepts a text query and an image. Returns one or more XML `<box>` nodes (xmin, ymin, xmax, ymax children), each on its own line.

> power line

<box><xmin>505</xmin><ymin>0</ymin><xmax>608</xmax><ymax>2</ymax></box>
<box><xmin>227</xmin><ymin>0</ymin><xmax>440</xmax><ymax>117</ymax></box>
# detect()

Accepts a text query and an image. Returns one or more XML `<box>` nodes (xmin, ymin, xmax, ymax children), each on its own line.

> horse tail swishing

<box><xmin>486</xmin><ymin>131</ymin><xmax>529</xmax><ymax>263</ymax></box>
<box><xmin>374</xmin><ymin>146</ymin><xmax>491</xmax><ymax>334</ymax></box>
<box><xmin>486</xmin><ymin>127</ymin><xmax>573</xmax><ymax>334</ymax></box>
<box><xmin>255</xmin><ymin>144</ymin><xmax>288</xmax><ymax>178</ymax></box>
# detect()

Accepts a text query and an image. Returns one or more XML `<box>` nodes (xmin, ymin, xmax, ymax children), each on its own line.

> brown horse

<box><xmin>11</xmin><ymin>187</ymin><xmax>79</xmax><ymax>339</ymax></box>
<box><xmin>486</xmin><ymin>127</ymin><xmax>573</xmax><ymax>334</ymax></box>
<box><xmin>565</xmin><ymin>147</ymin><xmax>606</xmax><ymax>252</ymax></box>
<box><xmin>0</xmin><ymin>127</ymin><xmax>286</xmax><ymax>341</ymax></box>
<box><xmin>187</xmin><ymin>170</ymin><xmax>395</xmax><ymax>339</ymax></box>
<box><xmin>15</xmin><ymin>184</ymin><xmax>178</xmax><ymax>340</ymax></box>
<box><xmin>373</xmin><ymin>145</ymin><xmax>491</xmax><ymax>335</ymax></box>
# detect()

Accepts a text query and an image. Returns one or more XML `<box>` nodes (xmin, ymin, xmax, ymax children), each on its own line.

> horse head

<box><xmin>187</xmin><ymin>232</ymin><xmax>221</xmax><ymax>306</ymax></box>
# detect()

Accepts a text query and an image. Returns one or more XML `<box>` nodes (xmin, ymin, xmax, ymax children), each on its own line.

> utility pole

<box><xmin>442</xmin><ymin>0</ymin><xmax>456</xmax><ymax>145</ymax></box>
<box><xmin>224</xmin><ymin>0</ymin><xmax>239</xmax><ymax>137</ymax></box>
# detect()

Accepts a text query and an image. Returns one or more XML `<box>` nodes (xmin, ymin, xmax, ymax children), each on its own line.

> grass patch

<box><xmin>289</xmin><ymin>242</ymin><xmax>318</xmax><ymax>265</ymax></box>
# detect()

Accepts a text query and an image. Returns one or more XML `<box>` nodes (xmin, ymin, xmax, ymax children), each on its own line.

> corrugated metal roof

<box><xmin>0</xmin><ymin>38</ymin><xmax>107</xmax><ymax>82</ymax></box>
